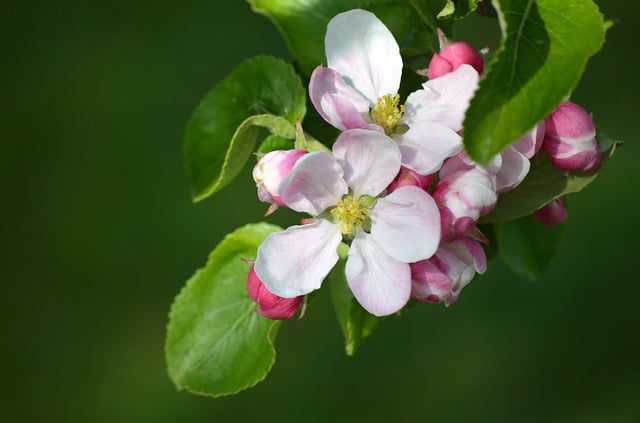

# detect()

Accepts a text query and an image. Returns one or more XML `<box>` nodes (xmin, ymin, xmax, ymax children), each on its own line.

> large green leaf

<box><xmin>495</xmin><ymin>215</ymin><xmax>563</xmax><ymax>281</ymax></box>
<box><xmin>480</xmin><ymin>136</ymin><xmax>620</xmax><ymax>223</ymax></box>
<box><xmin>463</xmin><ymin>0</ymin><xmax>606</xmax><ymax>163</ymax></box>
<box><xmin>248</xmin><ymin>0</ymin><xmax>442</xmax><ymax>76</ymax></box>
<box><xmin>165</xmin><ymin>223</ymin><xmax>283</xmax><ymax>397</ymax></box>
<box><xmin>184</xmin><ymin>56</ymin><xmax>306</xmax><ymax>201</ymax></box>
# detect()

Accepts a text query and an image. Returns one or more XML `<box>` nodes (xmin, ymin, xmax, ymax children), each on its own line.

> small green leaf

<box><xmin>257</xmin><ymin>134</ymin><xmax>295</xmax><ymax>154</ymax></box>
<box><xmin>249</xmin><ymin>0</ymin><xmax>441</xmax><ymax>76</ymax></box>
<box><xmin>184</xmin><ymin>55</ymin><xmax>306</xmax><ymax>201</ymax></box>
<box><xmin>481</xmin><ymin>136</ymin><xmax>620</xmax><ymax>223</ymax></box>
<box><xmin>165</xmin><ymin>223</ymin><xmax>283</xmax><ymax>397</ymax></box>
<box><xmin>328</xmin><ymin>258</ymin><xmax>386</xmax><ymax>356</ymax></box>
<box><xmin>437</xmin><ymin>0</ymin><xmax>479</xmax><ymax>20</ymax></box>
<box><xmin>463</xmin><ymin>0</ymin><xmax>607</xmax><ymax>163</ymax></box>
<box><xmin>495</xmin><ymin>215</ymin><xmax>563</xmax><ymax>281</ymax></box>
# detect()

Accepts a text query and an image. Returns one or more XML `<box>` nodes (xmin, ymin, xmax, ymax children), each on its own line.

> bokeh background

<box><xmin>4</xmin><ymin>1</ymin><xmax>639</xmax><ymax>421</ymax></box>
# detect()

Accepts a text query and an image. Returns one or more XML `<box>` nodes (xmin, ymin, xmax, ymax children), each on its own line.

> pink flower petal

<box><xmin>255</xmin><ymin>220</ymin><xmax>342</xmax><ymax>298</ymax></box>
<box><xmin>396</xmin><ymin>122</ymin><xmax>463</xmax><ymax>175</ymax></box>
<box><xmin>325</xmin><ymin>9</ymin><xmax>402</xmax><ymax>103</ymax></box>
<box><xmin>495</xmin><ymin>146</ymin><xmax>530</xmax><ymax>193</ymax></box>
<box><xmin>280</xmin><ymin>152</ymin><xmax>348</xmax><ymax>215</ymax></box>
<box><xmin>332</xmin><ymin>129</ymin><xmax>401</xmax><ymax>197</ymax></box>
<box><xmin>309</xmin><ymin>66</ymin><xmax>371</xmax><ymax>131</ymax></box>
<box><xmin>346</xmin><ymin>232</ymin><xmax>411</xmax><ymax>316</ymax></box>
<box><xmin>404</xmin><ymin>64</ymin><xmax>478</xmax><ymax>131</ymax></box>
<box><xmin>369</xmin><ymin>186</ymin><xmax>441</xmax><ymax>263</ymax></box>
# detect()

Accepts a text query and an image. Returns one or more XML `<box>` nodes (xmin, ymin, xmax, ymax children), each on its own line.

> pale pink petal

<box><xmin>332</xmin><ymin>129</ymin><xmax>401</xmax><ymax>197</ymax></box>
<box><xmin>309</xmin><ymin>66</ymin><xmax>371</xmax><ymax>131</ymax></box>
<box><xmin>511</xmin><ymin>122</ymin><xmax>545</xmax><ymax>159</ymax></box>
<box><xmin>404</xmin><ymin>64</ymin><xmax>478</xmax><ymax>131</ymax></box>
<box><xmin>410</xmin><ymin>260</ymin><xmax>453</xmax><ymax>303</ymax></box>
<box><xmin>346</xmin><ymin>232</ymin><xmax>411</xmax><ymax>316</ymax></box>
<box><xmin>325</xmin><ymin>9</ymin><xmax>402</xmax><ymax>103</ymax></box>
<box><xmin>280</xmin><ymin>152</ymin><xmax>348</xmax><ymax>215</ymax></box>
<box><xmin>255</xmin><ymin>220</ymin><xmax>342</xmax><ymax>298</ymax></box>
<box><xmin>495</xmin><ymin>146</ymin><xmax>530</xmax><ymax>193</ymax></box>
<box><xmin>369</xmin><ymin>186</ymin><xmax>441</xmax><ymax>263</ymax></box>
<box><xmin>459</xmin><ymin>237</ymin><xmax>487</xmax><ymax>274</ymax></box>
<box><xmin>395</xmin><ymin>122</ymin><xmax>463</xmax><ymax>175</ymax></box>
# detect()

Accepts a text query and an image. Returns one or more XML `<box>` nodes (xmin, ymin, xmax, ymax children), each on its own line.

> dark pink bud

<box><xmin>247</xmin><ymin>265</ymin><xmax>303</xmax><ymax>320</ymax></box>
<box><xmin>427</xmin><ymin>41</ymin><xmax>484</xmax><ymax>80</ymax></box>
<box><xmin>533</xmin><ymin>197</ymin><xmax>567</xmax><ymax>227</ymax></box>
<box><xmin>542</xmin><ymin>102</ymin><xmax>601</xmax><ymax>172</ymax></box>
<box><xmin>387</xmin><ymin>166</ymin><xmax>434</xmax><ymax>193</ymax></box>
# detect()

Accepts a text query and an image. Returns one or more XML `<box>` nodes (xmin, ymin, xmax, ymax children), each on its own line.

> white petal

<box><xmin>346</xmin><ymin>232</ymin><xmax>411</xmax><ymax>316</ymax></box>
<box><xmin>309</xmin><ymin>66</ymin><xmax>371</xmax><ymax>131</ymax></box>
<box><xmin>495</xmin><ymin>146</ymin><xmax>530</xmax><ymax>193</ymax></box>
<box><xmin>404</xmin><ymin>64</ymin><xmax>479</xmax><ymax>131</ymax></box>
<box><xmin>280</xmin><ymin>152</ymin><xmax>348</xmax><ymax>215</ymax></box>
<box><xmin>369</xmin><ymin>186</ymin><xmax>441</xmax><ymax>262</ymax></box>
<box><xmin>396</xmin><ymin>122</ymin><xmax>463</xmax><ymax>175</ymax></box>
<box><xmin>332</xmin><ymin>129</ymin><xmax>401</xmax><ymax>197</ymax></box>
<box><xmin>325</xmin><ymin>9</ymin><xmax>402</xmax><ymax>103</ymax></box>
<box><xmin>255</xmin><ymin>220</ymin><xmax>342</xmax><ymax>298</ymax></box>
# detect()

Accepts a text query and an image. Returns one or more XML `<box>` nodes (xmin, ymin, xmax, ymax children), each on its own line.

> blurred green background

<box><xmin>3</xmin><ymin>1</ymin><xmax>639</xmax><ymax>421</ymax></box>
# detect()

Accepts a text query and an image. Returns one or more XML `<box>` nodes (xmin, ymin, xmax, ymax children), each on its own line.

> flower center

<box><xmin>331</xmin><ymin>197</ymin><xmax>369</xmax><ymax>237</ymax></box>
<box><xmin>371</xmin><ymin>94</ymin><xmax>405</xmax><ymax>136</ymax></box>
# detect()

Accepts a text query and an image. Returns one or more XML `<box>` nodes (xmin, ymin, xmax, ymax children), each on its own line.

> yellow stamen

<box><xmin>330</xmin><ymin>197</ymin><xmax>369</xmax><ymax>236</ymax></box>
<box><xmin>371</xmin><ymin>94</ymin><xmax>405</xmax><ymax>136</ymax></box>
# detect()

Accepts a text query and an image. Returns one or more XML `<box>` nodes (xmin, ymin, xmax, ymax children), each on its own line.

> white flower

<box><xmin>308</xmin><ymin>9</ymin><xmax>479</xmax><ymax>175</ymax></box>
<box><xmin>254</xmin><ymin>129</ymin><xmax>441</xmax><ymax>316</ymax></box>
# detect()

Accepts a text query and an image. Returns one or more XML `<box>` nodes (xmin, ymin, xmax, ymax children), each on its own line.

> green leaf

<box><xmin>463</xmin><ymin>0</ymin><xmax>607</xmax><ymax>163</ymax></box>
<box><xmin>495</xmin><ymin>215</ymin><xmax>563</xmax><ymax>281</ymax></box>
<box><xmin>437</xmin><ymin>0</ymin><xmax>479</xmax><ymax>20</ymax></box>
<box><xmin>257</xmin><ymin>134</ymin><xmax>294</xmax><ymax>154</ymax></box>
<box><xmin>165</xmin><ymin>222</ymin><xmax>283</xmax><ymax>397</ymax></box>
<box><xmin>248</xmin><ymin>0</ymin><xmax>441</xmax><ymax>76</ymax></box>
<box><xmin>184</xmin><ymin>55</ymin><xmax>306</xmax><ymax>201</ymax></box>
<box><xmin>480</xmin><ymin>136</ymin><xmax>620</xmax><ymax>223</ymax></box>
<box><xmin>328</xmin><ymin>256</ymin><xmax>386</xmax><ymax>356</ymax></box>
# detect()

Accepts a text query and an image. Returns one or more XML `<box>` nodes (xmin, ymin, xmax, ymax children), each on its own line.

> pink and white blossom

<box><xmin>411</xmin><ymin>237</ymin><xmax>487</xmax><ymax>306</ymax></box>
<box><xmin>434</xmin><ymin>159</ymin><xmax>498</xmax><ymax>242</ymax></box>
<box><xmin>542</xmin><ymin>101</ymin><xmax>601</xmax><ymax>172</ymax></box>
<box><xmin>308</xmin><ymin>9</ymin><xmax>479</xmax><ymax>175</ymax></box>
<box><xmin>255</xmin><ymin>129</ymin><xmax>441</xmax><ymax>316</ymax></box>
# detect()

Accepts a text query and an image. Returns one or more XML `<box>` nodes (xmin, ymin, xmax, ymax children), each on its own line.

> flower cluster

<box><xmin>247</xmin><ymin>9</ymin><xmax>602</xmax><ymax>319</ymax></box>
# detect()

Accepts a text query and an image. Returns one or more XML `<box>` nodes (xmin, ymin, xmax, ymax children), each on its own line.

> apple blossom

<box><xmin>254</xmin><ymin>129</ymin><xmax>441</xmax><ymax>316</ymax></box>
<box><xmin>411</xmin><ymin>237</ymin><xmax>487</xmax><ymax>306</ymax></box>
<box><xmin>247</xmin><ymin>264</ymin><xmax>304</xmax><ymax>320</ymax></box>
<box><xmin>308</xmin><ymin>9</ymin><xmax>479</xmax><ymax>175</ymax></box>
<box><xmin>542</xmin><ymin>101</ymin><xmax>602</xmax><ymax>172</ymax></box>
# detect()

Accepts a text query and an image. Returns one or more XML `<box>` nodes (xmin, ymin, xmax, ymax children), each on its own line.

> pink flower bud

<box><xmin>433</xmin><ymin>166</ymin><xmax>497</xmax><ymax>242</ymax></box>
<box><xmin>533</xmin><ymin>197</ymin><xmax>567</xmax><ymax>227</ymax></box>
<box><xmin>542</xmin><ymin>102</ymin><xmax>601</xmax><ymax>172</ymax></box>
<box><xmin>253</xmin><ymin>150</ymin><xmax>307</xmax><ymax>207</ymax></box>
<box><xmin>411</xmin><ymin>237</ymin><xmax>487</xmax><ymax>306</ymax></box>
<box><xmin>387</xmin><ymin>166</ymin><xmax>434</xmax><ymax>193</ymax></box>
<box><xmin>247</xmin><ymin>264</ymin><xmax>303</xmax><ymax>320</ymax></box>
<box><xmin>427</xmin><ymin>41</ymin><xmax>484</xmax><ymax>80</ymax></box>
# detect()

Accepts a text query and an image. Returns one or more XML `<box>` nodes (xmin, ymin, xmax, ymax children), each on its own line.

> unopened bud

<box><xmin>387</xmin><ymin>166</ymin><xmax>433</xmax><ymax>193</ymax></box>
<box><xmin>247</xmin><ymin>264</ymin><xmax>303</xmax><ymax>320</ymax></box>
<box><xmin>542</xmin><ymin>102</ymin><xmax>601</xmax><ymax>172</ymax></box>
<box><xmin>533</xmin><ymin>197</ymin><xmax>567</xmax><ymax>227</ymax></box>
<box><xmin>427</xmin><ymin>41</ymin><xmax>484</xmax><ymax>80</ymax></box>
<box><xmin>253</xmin><ymin>150</ymin><xmax>307</xmax><ymax>207</ymax></box>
